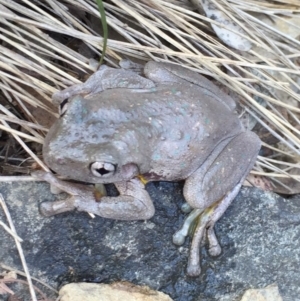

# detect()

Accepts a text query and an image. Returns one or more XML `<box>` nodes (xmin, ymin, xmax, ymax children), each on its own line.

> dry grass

<box><xmin>0</xmin><ymin>0</ymin><xmax>300</xmax><ymax>192</ymax></box>
<box><xmin>0</xmin><ymin>194</ymin><xmax>57</xmax><ymax>300</ymax></box>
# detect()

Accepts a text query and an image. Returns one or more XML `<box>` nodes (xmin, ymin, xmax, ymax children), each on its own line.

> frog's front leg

<box><xmin>177</xmin><ymin>131</ymin><xmax>261</xmax><ymax>276</ymax></box>
<box><xmin>32</xmin><ymin>171</ymin><xmax>155</xmax><ymax>220</ymax></box>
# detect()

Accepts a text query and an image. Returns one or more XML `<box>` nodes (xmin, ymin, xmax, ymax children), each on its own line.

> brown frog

<box><xmin>32</xmin><ymin>61</ymin><xmax>261</xmax><ymax>276</ymax></box>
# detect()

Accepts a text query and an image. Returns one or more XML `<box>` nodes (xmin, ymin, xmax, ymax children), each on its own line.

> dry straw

<box><xmin>0</xmin><ymin>0</ymin><xmax>299</xmax><ymax>192</ymax></box>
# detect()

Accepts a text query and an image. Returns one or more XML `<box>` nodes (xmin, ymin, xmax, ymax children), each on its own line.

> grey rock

<box><xmin>0</xmin><ymin>181</ymin><xmax>299</xmax><ymax>301</ymax></box>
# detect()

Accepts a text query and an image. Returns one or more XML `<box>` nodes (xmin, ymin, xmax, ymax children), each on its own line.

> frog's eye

<box><xmin>90</xmin><ymin>162</ymin><xmax>116</xmax><ymax>177</ymax></box>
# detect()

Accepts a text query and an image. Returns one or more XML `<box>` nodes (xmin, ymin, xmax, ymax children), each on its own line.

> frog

<box><xmin>32</xmin><ymin>61</ymin><xmax>261</xmax><ymax>276</ymax></box>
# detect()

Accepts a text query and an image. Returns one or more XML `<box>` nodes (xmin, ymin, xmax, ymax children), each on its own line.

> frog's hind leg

<box><xmin>178</xmin><ymin>131</ymin><xmax>261</xmax><ymax>276</ymax></box>
<box><xmin>187</xmin><ymin>182</ymin><xmax>242</xmax><ymax>276</ymax></box>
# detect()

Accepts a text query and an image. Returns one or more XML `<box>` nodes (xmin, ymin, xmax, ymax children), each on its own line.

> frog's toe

<box><xmin>173</xmin><ymin>208</ymin><xmax>203</xmax><ymax>246</ymax></box>
<box><xmin>40</xmin><ymin>197</ymin><xmax>76</xmax><ymax>216</ymax></box>
<box><xmin>207</xmin><ymin>226</ymin><xmax>222</xmax><ymax>256</ymax></box>
<box><xmin>186</xmin><ymin>263</ymin><xmax>201</xmax><ymax>277</ymax></box>
<box><xmin>208</xmin><ymin>243</ymin><xmax>222</xmax><ymax>256</ymax></box>
<box><xmin>40</xmin><ymin>201</ymin><xmax>57</xmax><ymax>216</ymax></box>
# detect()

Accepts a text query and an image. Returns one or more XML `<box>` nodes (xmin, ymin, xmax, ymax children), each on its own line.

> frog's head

<box><xmin>43</xmin><ymin>131</ymin><xmax>139</xmax><ymax>184</ymax></box>
<box><xmin>43</xmin><ymin>95</ymin><xmax>140</xmax><ymax>184</ymax></box>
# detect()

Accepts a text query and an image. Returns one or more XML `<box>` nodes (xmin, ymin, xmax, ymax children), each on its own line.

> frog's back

<box><xmin>83</xmin><ymin>81</ymin><xmax>243</xmax><ymax>180</ymax></box>
<box><xmin>141</xmin><ymin>82</ymin><xmax>243</xmax><ymax>179</ymax></box>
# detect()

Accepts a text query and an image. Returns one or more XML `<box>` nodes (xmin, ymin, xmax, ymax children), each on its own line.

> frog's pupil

<box><xmin>96</xmin><ymin>168</ymin><xmax>110</xmax><ymax>175</ymax></box>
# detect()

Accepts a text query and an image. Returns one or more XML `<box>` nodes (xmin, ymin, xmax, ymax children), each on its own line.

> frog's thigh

<box><xmin>183</xmin><ymin>131</ymin><xmax>261</xmax><ymax>209</ymax></box>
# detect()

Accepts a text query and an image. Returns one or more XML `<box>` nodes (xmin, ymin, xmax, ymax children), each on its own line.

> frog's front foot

<box><xmin>31</xmin><ymin>171</ymin><xmax>98</xmax><ymax>216</ymax></box>
<box><xmin>40</xmin><ymin>197</ymin><xmax>76</xmax><ymax>216</ymax></box>
<box><xmin>32</xmin><ymin>171</ymin><xmax>155</xmax><ymax>221</ymax></box>
<box><xmin>174</xmin><ymin>183</ymin><xmax>242</xmax><ymax>277</ymax></box>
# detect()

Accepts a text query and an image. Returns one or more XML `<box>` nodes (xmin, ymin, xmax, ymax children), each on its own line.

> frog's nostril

<box><xmin>90</xmin><ymin>162</ymin><xmax>116</xmax><ymax>177</ymax></box>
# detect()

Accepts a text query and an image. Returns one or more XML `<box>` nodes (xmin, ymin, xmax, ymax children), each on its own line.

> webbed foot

<box><xmin>174</xmin><ymin>183</ymin><xmax>242</xmax><ymax>276</ymax></box>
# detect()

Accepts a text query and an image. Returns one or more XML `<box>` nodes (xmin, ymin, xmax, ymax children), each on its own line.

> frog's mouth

<box><xmin>90</xmin><ymin>161</ymin><xmax>116</xmax><ymax>178</ymax></box>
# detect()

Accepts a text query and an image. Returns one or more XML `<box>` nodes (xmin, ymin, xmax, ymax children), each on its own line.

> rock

<box><xmin>59</xmin><ymin>282</ymin><xmax>173</xmax><ymax>301</ymax></box>
<box><xmin>192</xmin><ymin>0</ymin><xmax>252</xmax><ymax>51</ymax></box>
<box><xmin>241</xmin><ymin>284</ymin><xmax>282</xmax><ymax>301</ymax></box>
<box><xmin>0</xmin><ymin>181</ymin><xmax>299</xmax><ymax>300</ymax></box>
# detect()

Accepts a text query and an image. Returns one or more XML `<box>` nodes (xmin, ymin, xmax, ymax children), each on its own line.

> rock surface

<box><xmin>192</xmin><ymin>0</ymin><xmax>252</xmax><ymax>51</ymax></box>
<box><xmin>59</xmin><ymin>282</ymin><xmax>173</xmax><ymax>301</ymax></box>
<box><xmin>0</xmin><ymin>180</ymin><xmax>299</xmax><ymax>301</ymax></box>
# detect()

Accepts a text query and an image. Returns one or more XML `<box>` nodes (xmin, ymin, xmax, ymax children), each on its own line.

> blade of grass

<box><xmin>95</xmin><ymin>0</ymin><xmax>108</xmax><ymax>65</ymax></box>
